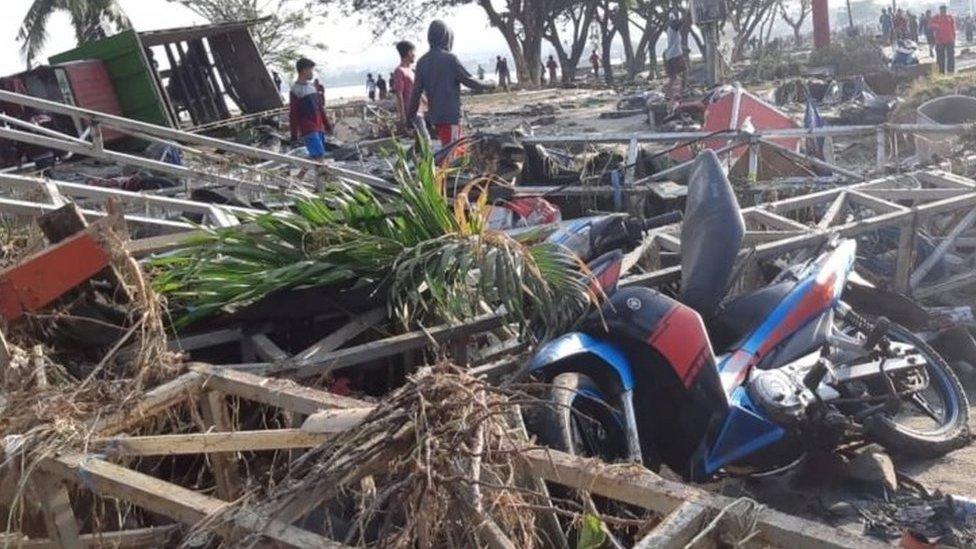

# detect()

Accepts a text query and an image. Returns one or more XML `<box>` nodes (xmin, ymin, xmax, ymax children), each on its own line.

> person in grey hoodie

<box><xmin>407</xmin><ymin>20</ymin><xmax>492</xmax><ymax>147</ymax></box>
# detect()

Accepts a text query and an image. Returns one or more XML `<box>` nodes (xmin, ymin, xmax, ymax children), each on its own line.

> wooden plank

<box><xmin>817</xmin><ymin>191</ymin><xmax>847</xmax><ymax>230</ymax></box>
<box><xmin>126</xmin><ymin>230</ymin><xmax>205</xmax><ymax>257</ymax></box>
<box><xmin>95</xmin><ymin>429</ymin><xmax>328</xmax><ymax>456</ymax></box>
<box><xmin>744</xmin><ymin>208</ymin><xmax>810</xmax><ymax>231</ymax></box>
<box><xmin>632</xmin><ymin>501</ymin><xmax>709</xmax><ymax>549</ymax></box>
<box><xmin>12</xmin><ymin>525</ymin><xmax>180</xmax><ymax>548</ymax></box>
<box><xmin>288</xmin><ymin>307</ymin><xmax>387</xmax><ymax>366</ymax></box>
<box><xmin>910</xmin><ymin>207</ymin><xmax>976</xmax><ymax>289</ymax></box>
<box><xmin>279</xmin><ymin>313</ymin><xmax>506</xmax><ymax>379</ymax></box>
<box><xmin>862</xmin><ymin>188</ymin><xmax>969</xmax><ymax>201</ymax></box>
<box><xmin>168</xmin><ymin>328</ymin><xmax>243</xmax><ymax>352</ymax></box>
<box><xmin>915</xmin><ymin>271</ymin><xmax>976</xmax><ymax>299</ymax></box>
<box><xmin>913</xmin><ymin>171</ymin><xmax>976</xmax><ymax>189</ymax></box>
<box><xmin>847</xmin><ymin>190</ymin><xmax>909</xmax><ymax>214</ymax></box>
<box><xmin>30</xmin><ymin>475</ymin><xmax>83</xmax><ymax>549</ymax></box>
<box><xmin>894</xmin><ymin>216</ymin><xmax>917</xmax><ymax>294</ymax></box>
<box><xmin>743</xmin><ymin>230</ymin><xmax>805</xmax><ymax>246</ymax></box>
<box><xmin>522</xmin><ymin>448</ymin><xmax>887</xmax><ymax>549</ymax></box>
<box><xmin>41</xmin><ymin>455</ymin><xmax>346</xmax><ymax>549</ymax></box>
<box><xmin>249</xmin><ymin>334</ymin><xmax>289</xmax><ymax>362</ymax></box>
<box><xmin>192</xmin><ymin>364</ymin><xmax>368</xmax><ymax>415</ymax></box>
<box><xmin>199</xmin><ymin>391</ymin><xmax>241</xmax><ymax>500</ymax></box>
<box><xmin>93</xmin><ymin>371</ymin><xmax>205</xmax><ymax>436</ymax></box>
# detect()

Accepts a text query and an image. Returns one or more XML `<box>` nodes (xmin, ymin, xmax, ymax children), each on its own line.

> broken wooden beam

<box><xmin>40</xmin><ymin>454</ymin><xmax>347</xmax><ymax>549</ymax></box>
<box><xmin>94</xmin><ymin>429</ymin><xmax>328</xmax><ymax>457</ymax></box>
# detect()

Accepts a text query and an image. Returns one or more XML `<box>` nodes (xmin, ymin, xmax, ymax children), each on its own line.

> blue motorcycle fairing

<box><xmin>702</xmin><ymin>386</ymin><xmax>786</xmax><ymax>475</ymax></box>
<box><xmin>526</xmin><ymin>332</ymin><xmax>636</xmax><ymax>391</ymax></box>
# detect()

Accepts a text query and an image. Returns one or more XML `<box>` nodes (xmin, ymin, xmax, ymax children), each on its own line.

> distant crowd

<box><xmin>880</xmin><ymin>3</ymin><xmax>973</xmax><ymax>74</ymax></box>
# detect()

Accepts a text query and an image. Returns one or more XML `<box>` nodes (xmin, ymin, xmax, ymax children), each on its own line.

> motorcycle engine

<box><xmin>749</xmin><ymin>369</ymin><xmax>815</xmax><ymax>424</ymax></box>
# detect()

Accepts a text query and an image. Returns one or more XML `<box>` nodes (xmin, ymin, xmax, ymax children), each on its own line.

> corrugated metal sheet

<box><xmin>49</xmin><ymin>30</ymin><xmax>175</xmax><ymax>128</ymax></box>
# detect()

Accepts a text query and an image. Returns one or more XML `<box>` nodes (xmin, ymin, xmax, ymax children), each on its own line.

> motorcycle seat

<box><xmin>705</xmin><ymin>281</ymin><xmax>796</xmax><ymax>353</ymax></box>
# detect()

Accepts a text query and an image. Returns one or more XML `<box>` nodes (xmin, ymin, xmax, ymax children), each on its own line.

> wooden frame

<box><xmin>622</xmin><ymin>170</ymin><xmax>976</xmax><ymax>299</ymax></box>
<box><xmin>6</xmin><ymin>358</ymin><xmax>884</xmax><ymax>548</ymax></box>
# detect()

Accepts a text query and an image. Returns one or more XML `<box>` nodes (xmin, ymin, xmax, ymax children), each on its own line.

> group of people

<box><xmin>289</xmin><ymin>12</ymin><xmax>691</xmax><ymax>161</ymax></box>
<box><xmin>290</xmin><ymin>20</ymin><xmax>495</xmax><ymax>160</ymax></box>
<box><xmin>882</xmin><ymin>4</ymin><xmax>967</xmax><ymax>74</ymax></box>
<box><xmin>365</xmin><ymin>73</ymin><xmax>389</xmax><ymax>101</ymax></box>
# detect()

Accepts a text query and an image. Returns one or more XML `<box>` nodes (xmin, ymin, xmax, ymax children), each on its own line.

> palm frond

<box><xmin>153</xmin><ymin>147</ymin><xmax>596</xmax><ymax>337</ymax></box>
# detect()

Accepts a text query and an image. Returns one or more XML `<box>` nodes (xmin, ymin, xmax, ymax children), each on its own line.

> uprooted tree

<box><xmin>168</xmin><ymin>0</ymin><xmax>326</xmax><ymax>72</ymax></box>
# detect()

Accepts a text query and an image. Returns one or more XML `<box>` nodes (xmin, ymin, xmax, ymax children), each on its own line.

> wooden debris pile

<box><xmin>188</xmin><ymin>364</ymin><xmax>646</xmax><ymax>548</ymax></box>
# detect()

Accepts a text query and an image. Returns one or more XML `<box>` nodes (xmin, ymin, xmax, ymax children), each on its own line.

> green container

<box><xmin>50</xmin><ymin>30</ymin><xmax>174</xmax><ymax>128</ymax></box>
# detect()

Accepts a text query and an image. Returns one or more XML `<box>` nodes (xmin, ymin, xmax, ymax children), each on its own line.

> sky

<box><xmin>1</xmin><ymin>0</ymin><xmax>968</xmax><ymax>83</ymax></box>
<box><xmin>0</xmin><ymin>0</ymin><xmax>509</xmax><ymax>79</ymax></box>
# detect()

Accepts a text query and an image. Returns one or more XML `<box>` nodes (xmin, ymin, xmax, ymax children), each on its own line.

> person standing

<box><xmin>880</xmin><ymin>8</ymin><xmax>893</xmax><ymax>42</ymax></box>
<box><xmin>495</xmin><ymin>56</ymin><xmax>511</xmax><ymax>91</ymax></box>
<box><xmin>930</xmin><ymin>4</ymin><xmax>957</xmax><ymax>74</ymax></box>
<box><xmin>921</xmin><ymin>10</ymin><xmax>935</xmax><ymax>55</ymax></box>
<box><xmin>546</xmin><ymin>55</ymin><xmax>559</xmax><ymax>85</ymax></box>
<box><xmin>390</xmin><ymin>40</ymin><xmax>427</xmax><ymax>131</ymax></box>
<box><xmin>894</xmin><ymin>9</ymin><xmax>908</xmax><ymax>40</ymax></box>
<box><xmin>590</xmin><ymin>49</ymin><xmax>601</xmax><ymax>79</ymax></box>
<box><xmin>966</xmin><ymin>15</ymin><xmax>975</xmax><ymax>43</ymax></box>
<box><xmin>908</xmin><ymin>11</ymin><xmax>919</xmax><ymax>42</ymax></box>
<box><xmin>663</xmin><ymin>16</ymin><xmax>686</xmax><ymax>99</ymax></box>
<box><xmin>408</xmin><ymin>20</ymin><xmax>493</xmax><ymax>149</ymax></box>
<box><xmin>477</xmin><ymin>64</ymin><xmax>486</xmax><ymax>80</ymax></box>
<box><xmin>366</xmin><ymin>73</ymin><xmax>377</xmax><ymax>101</ymax></box>
<box><xmin>290</xmin><ymin>57</ymin><xmax>333</xmax><ymax>160</ymax></box>
<box><xmin>376</xmin><ymin>74</ymin><xmax>388</xmax><ymax>100</ymax></box>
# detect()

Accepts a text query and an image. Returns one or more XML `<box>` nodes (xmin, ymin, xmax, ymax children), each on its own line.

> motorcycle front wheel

<box><xmin>847</xmin><ymin>320</ymin><xmax>971</xmax><ymax>457</ymax></box>
<box><xmin>524</xmin><ymin>372</ymin><xmax>629</xmax><ymax>463</ymax></box>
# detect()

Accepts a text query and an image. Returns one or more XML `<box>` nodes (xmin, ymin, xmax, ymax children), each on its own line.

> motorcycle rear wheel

<box><xmin>524</xmin><ymin>373</ymin><xmax>628</xmax><ymax>463</ymax></box>
<box><xmin>858</xmin><ymin>322</ymin><xmax>971</xmax><ymax>457</ymax></box>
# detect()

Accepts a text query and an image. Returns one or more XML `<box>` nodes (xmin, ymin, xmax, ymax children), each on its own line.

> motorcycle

<box><xmin>523</xmin><ymin>150</ymin><xmax>970</xmax><ymax>482</ymax></box>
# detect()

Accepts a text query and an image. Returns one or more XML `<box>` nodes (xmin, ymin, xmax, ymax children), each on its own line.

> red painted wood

<box><xmin>0</xmin><ymin>231</ymin><xmax>111</xmax><ymax>322</ymax></box>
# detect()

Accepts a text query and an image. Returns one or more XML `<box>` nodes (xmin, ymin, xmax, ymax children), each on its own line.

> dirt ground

<box><xmin>463</xmin><ymin>86</ymin><xmax>650</xmax><ymax>137</ymax></box>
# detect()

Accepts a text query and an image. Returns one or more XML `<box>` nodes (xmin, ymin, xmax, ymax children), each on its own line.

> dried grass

<box><xmin>0</xmin><ymin>223</ymin><xmax>182</xmax><ymax>535</ymax></box>
<box><xmin>186</xmin><ymin>365</ymin><xmax>643</xmax><ymax>548</ymax></box>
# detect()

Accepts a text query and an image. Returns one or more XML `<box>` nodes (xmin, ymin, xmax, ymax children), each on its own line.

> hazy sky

<box><xmin>0</xmin><ymin>0</ymin><xmax>955</xmax><ymax>79</ymax></box>
<box><xmin>0</xmin><ymin>0</ymin><xmax>507</xmax><ymax>77</ymax></box>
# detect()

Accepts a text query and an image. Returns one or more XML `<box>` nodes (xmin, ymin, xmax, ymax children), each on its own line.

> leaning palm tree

<box><xmin>152</xmin><ymin>148</ymin><xmax>597</xmax><ymax>339</ymax></box>
<box><xmin>18</xmin><ymin>0</ymin><xmax>132</xmax><ymax>68</ymax></box>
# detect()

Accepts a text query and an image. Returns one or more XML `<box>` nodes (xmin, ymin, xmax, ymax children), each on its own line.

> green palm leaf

<box><xmin>153</xmin><ymin>146</ymin><xmax>596</xmax><ymax>336</ymax></box>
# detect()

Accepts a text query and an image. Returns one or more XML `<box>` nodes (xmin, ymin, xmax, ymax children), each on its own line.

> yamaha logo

<box><xmin>626</xmin><ymin>297</ymin><xmax>642</xmax><ymax>311</ymax></box>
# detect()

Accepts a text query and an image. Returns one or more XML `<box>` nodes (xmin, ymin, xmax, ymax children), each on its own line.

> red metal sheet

<box><xmin>59</xmin><ymin>60</ymin><xmax>125</xmax><ymax>142</ymax></box>
<box><xmin>671</xmin><ymin>87</ymin><xmax>800</xmax><ymax>163</ymax></box>
<box><xmin>0</xmin><ymin>231</ymin><xmax>111</xmax><ymax>322</ymax></box>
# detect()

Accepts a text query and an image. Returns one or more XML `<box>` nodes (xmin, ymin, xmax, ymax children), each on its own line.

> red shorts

<box><xmin>435</xmin><ymin>124</ymin><xmax>462</xmax><ymax>147</ymax></box>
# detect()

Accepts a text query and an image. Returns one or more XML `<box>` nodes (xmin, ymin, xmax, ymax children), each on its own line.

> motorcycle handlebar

<box><xmin>642</xmin><ymin>211</ymin><xmax>683</xmax><ymax>231</ymax></box>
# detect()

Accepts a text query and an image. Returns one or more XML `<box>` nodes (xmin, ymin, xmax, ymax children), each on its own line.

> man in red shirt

<box><xmin>590</xmin><ymin>49</ymin><xmax>601</xmax><ymax>80</ymax></box>
<box><xmin>930</xmin><ymin>4</ymin><xmax>957</xmax><ymax>74</ymax></box>
<box><xmin>392</xmin><ymin>41</ymin><xmax>424</xmax><ymax>133</ymax></box>
<box><xmin>289</xmin><ymin>58</ymin><xmax>333</xmax><ymax>160</ymax></box>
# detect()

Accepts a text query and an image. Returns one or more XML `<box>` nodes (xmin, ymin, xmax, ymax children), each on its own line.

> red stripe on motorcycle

<box><xmin>647</xmin><ymin>304</ymin><xmax>714</xmax><ymax>388</ymax></box>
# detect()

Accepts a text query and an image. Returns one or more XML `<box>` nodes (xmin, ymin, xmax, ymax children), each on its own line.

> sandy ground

<box><xmin>463</xmin><ymin>87</ymin><xmax>650</xmax><ymax>137</ymax></box>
